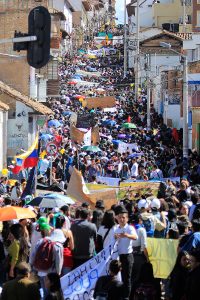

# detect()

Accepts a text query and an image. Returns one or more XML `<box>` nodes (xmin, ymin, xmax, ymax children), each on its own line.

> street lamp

<box><xmin>160</xmin><ymin>42</ymin><xmax>188</xmax><ymax>159</ymax></box>
<box><xmin>124</xmin><ymin>0</ymin><xmax>127</xmax><ymax>77</ymax></box>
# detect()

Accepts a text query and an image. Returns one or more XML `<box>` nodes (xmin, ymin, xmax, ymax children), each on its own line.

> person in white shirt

<box><xmin>115</xmin><ymin>207</ymin><xmax>138</xmax><ymax>300</ymax></box>
<box><xmin>131</xmin><ymin>158</ymin><xmax>139</xmax><ymax>178</ymax></box>
<box><xmin>97</xmin><ymin>210</ymin><xmax>117</xmax><ymax>251</ymax></box>
<box><xmin>150</xmin><ymin>164</ymin><xmax>163</xmax><ymax>180</ymax></box>
<box><xmin>39</xmin><ymin>156</ymin><xmax>50</xmax><ymax>175</ymax></box>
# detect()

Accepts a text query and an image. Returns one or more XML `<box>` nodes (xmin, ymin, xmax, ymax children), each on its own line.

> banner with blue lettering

<box><xmin>61</xmin><ymin>241</ymin><xmax>118</xmax><ymax>300</ymax></box>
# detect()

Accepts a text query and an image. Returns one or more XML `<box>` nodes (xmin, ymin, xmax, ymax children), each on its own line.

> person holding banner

<box><xmin>115</xmin><ymin>207</ymin><xmax>138</xmax><ymax>300</ymax></box>
<box><xmin>93</xmin><ymin>260</ymin><xmax>124</xmax><ymax>300</ymax></box>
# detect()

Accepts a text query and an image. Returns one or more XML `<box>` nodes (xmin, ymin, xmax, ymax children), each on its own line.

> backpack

<box><xmin>134</xmin><ymin>283</ymin><xmax>157</xmax><ymax>300</ymax></box>
<box><xmin>33</xmin><ymin>238</ymin><xmax>55</xmax><ymax>271</ymax></box>
<box><xmin>142</xmin><ymin>218</ymin><xmax>155</xmax><ymax>237</ymax></box>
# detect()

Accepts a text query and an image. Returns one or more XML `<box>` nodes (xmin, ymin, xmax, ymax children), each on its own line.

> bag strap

<box><xmin>181</xmin><ymin>233</ymin><xmax>194</xmax><ymax>251</ymax></box>
<box><xmin>103</xmin><ymin>228</ymin><xmax>111</xmax><ymax>243</ymax></box>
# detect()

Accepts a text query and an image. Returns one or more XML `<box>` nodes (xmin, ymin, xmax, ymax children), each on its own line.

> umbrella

<box><xmin>82</xmin><ymin>146</ymin><xmax>102</xmax><ymax>152</ymax></box>
<box><xmin>48</xmin><ymin>120</ymin><xmax>62</xmax><ymax>128</ymax></box>
<box><xmin>0</xmin><ymin>206</ymin><xmax>36</xmax><ymax>221</ymax></box>
<box><xmin>71</xmin><ymin>75</ymin><xmax>82</xmax><ymax>80</ymax></box>
<box><xmin>29</xmin><ymin>193</ymin><xmax>75</xmax><ymax>208</ymax></box>
<box><xmin>68</xmin><ymin>81</ymin><xmax>77</xmax><ymax>85</ymax></box>
<box><xmin>122</xmin><ymin>123</ymin><xmax>137</xmax><ymax>129</ymax></box>
<box><xmin>118</xmin><ymin>134</ymin><xmax>126</xmax><ymax>139</ymax></box>
<box><xmin>128</xmin><ymin>153</ymin><xmax>144</xmax><ymax>158</ymax></box>
<box><xmin>40</xmin><ymin>133</ymin><xmax>53</xmax><ymax>142</ymax></box>
<box><xmin>112</xmin><ymin>140</ymin><xmax>122</xmax><ymax>145</ymax></box>
<box><xmin>74</xmin><ymin>95</ymin><xmax>86</xmax><ymax>100</ymax></box>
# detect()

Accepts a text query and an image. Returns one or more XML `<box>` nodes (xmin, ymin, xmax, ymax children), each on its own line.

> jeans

<box><xmin>120</xmin><ymin>253</ymin><xmax>134</xmax><ymax>299</ymax></box>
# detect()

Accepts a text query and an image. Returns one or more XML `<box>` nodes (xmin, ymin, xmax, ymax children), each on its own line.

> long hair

<box><xmin>101</xmin><ymin>210</ymin><xmax>115</xmax><ymax>229</ymax></box>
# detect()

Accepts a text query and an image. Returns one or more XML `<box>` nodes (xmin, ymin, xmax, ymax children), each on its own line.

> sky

<box><xmin>115</xmin><ymin>0</ymin><xmax>131</xmax><ymax>24</ymax></box>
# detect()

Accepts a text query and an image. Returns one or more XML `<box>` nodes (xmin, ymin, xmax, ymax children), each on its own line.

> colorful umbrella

<box><xmin>68</xmin><ymin>81</ymin><xmax>77</xmax><ymax>85</ymax></box>
<box><xmin>0</xmin><ymin>206</ymin><xmax>36</xmax><ymax>221</ymax></box>
<box><xmin>48</xmin><ymin>120</ymin><xmax>62</xmax><ymax>128</ymax></box>
<box><xmin>122</xmin><ymin>123</ymin><xmax>137</xmax><ymax>129</ymax></box>
<box><xmin>82</xmin><ymin>146</ymin><xmax>102</xmax><ymax>152</ymax></box>
<box><xmin>29</xmin><ymin>193</ymin><xmax>74</xmax><ymax>208</ymax></box>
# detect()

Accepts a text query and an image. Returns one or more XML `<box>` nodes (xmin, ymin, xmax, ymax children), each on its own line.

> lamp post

<box><xmin>160</xmin><ymin>42</ymin><xmax>188</xmax><ymax>159</ymax></box>
<box><xmin>135</xmin><ymin>0</ymin><xmax>140</xmax><ymax>102</ymax></box>
<box><xmin>124</xmin><ymin>0</ymin><xmax>127</xmax><ymax>77</ymax></box>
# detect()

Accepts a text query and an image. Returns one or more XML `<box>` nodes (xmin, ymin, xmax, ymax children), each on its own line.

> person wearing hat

<box><xmin>150</xmin><ymin>198</ymin><xmax>168</xmax><ymax>238</ymax></box>
<box><xmin>138</xmin><ymin>199</ymin><xmax>166</xmax><ymax>238</ymax></box>
<box><xmin>115</xmin><ymin>206</ymin><xmax>138</xmax><ymax>300</ymax></box>
<box><xmin>1</xmin><ymin>262</ymin><xmax>40</xmax><ymax>300</ymax></box>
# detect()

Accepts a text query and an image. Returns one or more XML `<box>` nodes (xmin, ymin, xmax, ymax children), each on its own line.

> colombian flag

<box><xmin>12</xmin><ymin>133</ymin><xmax>39</xmax><ymax>174</ymax></box>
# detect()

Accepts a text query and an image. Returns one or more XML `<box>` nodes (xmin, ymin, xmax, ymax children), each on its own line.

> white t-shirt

<box><xmin>131</xmin><ymin>162</ymin><xmax>138</xmax><ymax>177</ymax></box>
<box><xmin>98</xmin><ymin>225</ymin><xmax>117</xmax><ymax>248</ymax></box>
<box><xmin>132</xmin><ymin>226</ymin><xmax>147</xmax><ymax>252</ymax></box>
<box><xmin>115</xmin><ymin>223</ymin><xmax>138</xmax><ymax>255</ymax></box>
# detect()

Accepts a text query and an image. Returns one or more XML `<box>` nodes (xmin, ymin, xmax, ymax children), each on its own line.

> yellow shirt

<box><xmin>8</xmin><ymin>239</ymin><xmax>20</xmax><ymax>266</ymax></box>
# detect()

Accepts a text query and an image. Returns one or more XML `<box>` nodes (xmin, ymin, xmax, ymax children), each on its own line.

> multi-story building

<box><xmin>192</xmin><ymin>0</ymin><xmax>200</xmax><ymax>32</ymax></box>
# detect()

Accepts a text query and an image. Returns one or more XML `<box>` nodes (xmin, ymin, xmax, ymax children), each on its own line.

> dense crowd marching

<box><xmin>0</xmin><ymin>43</ymin><xmax>199</xmax><ymax>300</ymax></box>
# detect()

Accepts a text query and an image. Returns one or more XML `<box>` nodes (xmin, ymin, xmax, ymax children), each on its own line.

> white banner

<box><xmin>83</xmin><ymin>129</ymin><xmax>92</xmax><ymax>146</ymax></box>
<box><xmin>97</xmin><ymin>176</ymin><xmax>120</xmax><ymax>187</ymax></box>
<box><xmin>118</xmin><ymin>142</ymin><xmax>138</xmax><ymax>154</ymax></box>
<box><xmin>61</xmin><ymin>241</ymin><xmax>118</xmax><ymax>300</ymax></box>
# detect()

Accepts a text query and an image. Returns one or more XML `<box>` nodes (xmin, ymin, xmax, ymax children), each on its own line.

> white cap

<box><xmin>150</xmin><ymin>198</ymin><xmax>161</xmax><ymax>210</ymax></box>
<box><xmin>138</xmin><ymin>199</ymin><xmax>149</xmax><ymax>210</ymax></box>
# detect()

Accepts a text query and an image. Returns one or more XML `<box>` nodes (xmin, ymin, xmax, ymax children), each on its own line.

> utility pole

<box><xmin>183</xmin><ymin>55</ymin><xmax>188</xmax><ymax>159</ymax></box>
<box><xmin>135</xmin><ymin>0</ymin><xmax>140</xmax><ymax>102</ymax></box>
<box><xmin>146</xmin><ymin>54</ymin><xmax>151</xmax><ymax>128</ymax></box>
<box><xmin>182</xmin><ymin>0</ymin><xmax>186</xmax><ymax>33</ymax></box>
<box><xmin>123</xmin><ymin>0</ymin><xmax>127</xmax><ymax>77</ymax></box>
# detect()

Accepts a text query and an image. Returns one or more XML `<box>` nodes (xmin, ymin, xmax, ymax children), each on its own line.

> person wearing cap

<box><xmin>151</xmin><ymin>198</ymin><xmax>167</xmax><ymax>238</ymax></box>
<box><xmin>138</xmin><ymin>199</ymin><xmax>166</xmax><ymax>237</ymax></box>
<box><xmin>114</xmin><ymin>206</ymin><xmax>138</xmax><ymax>300</ymax></box>
<box><xmin>1</xmin><ymin>262</ymin><xmax>41</xmax><ymax>300</ymax></box>
<box><xmin>30</xmin><ymin>222</ymin><xmax>63</xmax><ymax>298</ymax></box>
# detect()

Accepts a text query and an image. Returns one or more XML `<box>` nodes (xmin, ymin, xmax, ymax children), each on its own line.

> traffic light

<box><xmin>27</xmin><ymin>6</ymin><xmax>51</xmax><ymax>69</ymax></box>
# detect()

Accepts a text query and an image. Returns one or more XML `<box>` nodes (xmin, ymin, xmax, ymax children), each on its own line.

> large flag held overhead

<box><xmin>12</xmin><ymin>133</ymin><xmax>39</xmax><ymax>174</ymax></box>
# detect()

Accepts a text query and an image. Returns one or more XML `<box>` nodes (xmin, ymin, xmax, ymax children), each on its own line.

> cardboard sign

<box><xmin>84</xmin><ymin>96</ymin><xmax>116</xmax><ymax>109</ymax></box>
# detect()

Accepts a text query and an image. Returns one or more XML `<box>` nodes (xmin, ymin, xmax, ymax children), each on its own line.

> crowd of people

<box><xmin>0</xmin><ymin>41</ymin><xmax>199</xmax><ymax>300</ymax></box>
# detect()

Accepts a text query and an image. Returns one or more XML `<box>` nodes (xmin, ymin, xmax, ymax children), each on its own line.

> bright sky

<box><xmin>115</xmin><ymin>0</ymin><xmax>131</xmax><ymax>24</ymax></box>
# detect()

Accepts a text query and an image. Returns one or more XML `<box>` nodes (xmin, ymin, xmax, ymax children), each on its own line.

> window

<box><xmin>197</xmin><ymin>11</ymin><xmax>200</xmax><ymax>27</ymax></box>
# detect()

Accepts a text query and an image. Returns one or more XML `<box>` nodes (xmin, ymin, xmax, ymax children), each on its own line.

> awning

<box><xmin>0</xmin><ymin>81</ymin><xmax>53</xmax><ymax>115</ymax></box>
<box><xmin>0</xmin><ymin>100</ymin><xmax>9</xmax><ymax>111</ymax></box>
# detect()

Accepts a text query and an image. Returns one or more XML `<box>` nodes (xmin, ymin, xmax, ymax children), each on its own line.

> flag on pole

<box><xmin>21</xmin><ymin>167</ymin><xmax>36</xmax><ymax>200</ymax></box>
<box><xmin>12</xmin><ymin>133</ymin><xmax>39</xmax><ymax>174</ymax></box>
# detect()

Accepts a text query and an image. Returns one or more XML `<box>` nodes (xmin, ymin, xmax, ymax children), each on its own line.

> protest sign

<box><xmin>76</xmin><ymin>114</ymin><xmax>94</xmax><ymax>128</ymax></box>
<box><xmin>147</xmin><ymin>238</ymin><xmax>178</xmax><ymax>279</ymax></box>
<box><xmin>118</xmin><ymin>181</ymin><xmax>160</xmax><ymax>200</ymax></box>
<box><xmin>97</xmin><ymin>176</ymin><xmax>120</xmax><ymax>187</ymax></box>
<box><xmin>84</xmin><ymin>96</ymin><xmax>115</xmax><ymax>109</ymax></box>
<box><xmin>91</xmin><ymin>126</ymin><xmax>100</xmax><ymax>146</ymax></box>
<box><xmin>89</xmin><ymin>189</ymin><xmax>118</xmax><ymax>210</ymax></box>
<box><xmin>70</xmin><ymin>125</ymin><xmax>85</xmax><ymax>144</ymax></box>
<box><xmin>66</xmin><ymin>168</ymin><xmax>92</xmax><ymax>204</ymax></box>
<box><xmin>83</xmin><ymin>129</ymin><xmax>92</xmax><ymax>146</ymax></box>
<box><xmin>86</xmin><ymin>183</ymin><xmax>113</xmax><ymax>190</ymax></box>
<box><xmin>117</xmin><ymin>142</ymin><xmax>138</xmax><ymax>154</ymax></box>
<box><xmin>61</xmin><ymin>241</ymin><xmax>118</xmax><ymax>300</ymax></box>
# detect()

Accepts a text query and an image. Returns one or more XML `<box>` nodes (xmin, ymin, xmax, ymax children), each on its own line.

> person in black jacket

<box><xmin>185</xmin><ymin>250</ymin><xmax>200</xmax><ymax>300</ymax></box>
<box><xmin>166</xmin><ymin>251</ymin><xmax>190</xmax><ymax>300</ymax></box>
<box><xmin>93</xmin><ymin>260</ymin><xmax>124</xmax><ymax>300</ymax></box>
